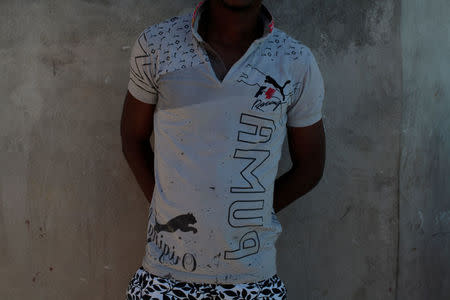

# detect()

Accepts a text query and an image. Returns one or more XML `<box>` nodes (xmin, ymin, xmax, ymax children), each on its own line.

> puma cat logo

<box><xmin>237</xmin><ymin>65</ymin><xmax>292</xmax><ymax>108</ymax></box>
<box><xmin>264</xmin><ymin>75</ymin><xmax>291</xmax><ymax>101</ymax></box>
<box><xmin>155</xmin><ymin>213</ymin><xmax>198</xmax><ymax>234</ymax></box>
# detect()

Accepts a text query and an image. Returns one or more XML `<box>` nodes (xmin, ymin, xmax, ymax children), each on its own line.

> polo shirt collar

<box><xmin>191</xmin><ymin>0</ymin><xmax>274</xmax><ymax>43</ymax></box>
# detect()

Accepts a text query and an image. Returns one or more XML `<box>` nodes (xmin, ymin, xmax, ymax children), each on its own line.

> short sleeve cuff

<box><xmin>128</xmin><ymin>80</ymin><xmax>158</xmax><ymax>104</ymax></box>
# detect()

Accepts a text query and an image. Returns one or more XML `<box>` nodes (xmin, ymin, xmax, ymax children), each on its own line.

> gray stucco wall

<box><xmin>0</xmin><ymin>1</ymin><xmax>448</xmax><ymax>299</ymax></box>
<box><xmin>398</xmin><ymin>1</ymin><xmax>450</xmax><ymax>299</ymax></box>
<box><xmin>273</xmin><ymin>0</ymin><xmax>401</xmax><ymax>299</ymax></box>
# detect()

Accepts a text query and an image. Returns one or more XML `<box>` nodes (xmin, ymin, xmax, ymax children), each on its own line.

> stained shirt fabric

<box><xmin>127</xmin><ymin>0</ymin><xmax>325</xmax><ymax>284</ymax></box>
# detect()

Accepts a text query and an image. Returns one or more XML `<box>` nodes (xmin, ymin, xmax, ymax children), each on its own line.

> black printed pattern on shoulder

<box><xmin>129</xmin><ymin>31</ymin><xmax>158</xmax><ymax>94</ymax></box>
<box><xmin>259</xmin><ymin>28</ymin><xmax>311</xmax><ymax>64</ymax></box>
<box><xmin>142</xmin><ymin>13</ymin><xmax>209</xmax><ymax>79</ymax></box>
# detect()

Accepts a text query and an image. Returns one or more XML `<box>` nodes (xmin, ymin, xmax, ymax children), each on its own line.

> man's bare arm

<box><xmin>120</xmin><ymin>91</ymin><xmax>156</xmax><ymax>204</ymax></box>
<box><xmin>273</xmin><ymin>119</ymin><xmax>326</xmax><ymax>213</ymax></box>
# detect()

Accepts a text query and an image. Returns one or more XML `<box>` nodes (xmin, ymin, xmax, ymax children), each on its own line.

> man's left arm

<box><xmin>273</xmin><ymin>119</ymin><xmax>326</xmax><ymax>213</ymax></box>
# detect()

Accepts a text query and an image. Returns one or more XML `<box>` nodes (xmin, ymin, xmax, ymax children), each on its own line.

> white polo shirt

<box><xmin>127</xmin><ymin>1</ymin><xmax>324</xmax><ymax>284</ymax></box>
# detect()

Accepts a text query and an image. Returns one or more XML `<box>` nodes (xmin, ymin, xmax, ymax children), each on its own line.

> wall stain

<box><xmin>39</xmin><ymin>226</ymin><xmax>46</xmax><ymax>238</ymax></box>
<box><xmin>31</xmin><ymin>271</ymin><xmax>41</xmax><ymax>283</ymax></box>
<box><xmin>39</xmin><ymin>48</ymin><xmax>76</xmax><ymax>76</ymax></box>
<box><xmin>271</xmin><ymin>0</ymin><xmax>394</xmax><ymax>53</ymax></box>
<box><xmin>340</xmin><ymin>205</ymin><xmax>352</xmax><ymax>221</ymax></box>
<box><xmin>352</xmin><ymin>286</ymin><xmax>367</xmax><ymax>300</ymax></box>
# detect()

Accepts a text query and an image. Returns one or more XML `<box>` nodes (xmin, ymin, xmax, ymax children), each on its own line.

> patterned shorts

<box><xmin>126</xmin><ymin>266</ymin><xmax>287</xmax><ymax>300</ymax></box>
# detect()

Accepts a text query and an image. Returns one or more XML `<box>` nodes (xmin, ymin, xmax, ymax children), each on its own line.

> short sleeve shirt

<box><xmin>127</xmin><ymin>0</ymin><xmax>324</xmax><ymax>284</ymax></box>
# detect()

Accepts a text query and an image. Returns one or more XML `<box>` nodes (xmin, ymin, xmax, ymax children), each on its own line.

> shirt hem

<box><xmin>141</xmin><ymin>258</ymin><xmax>277</xmax><ymax>285</ymax></box>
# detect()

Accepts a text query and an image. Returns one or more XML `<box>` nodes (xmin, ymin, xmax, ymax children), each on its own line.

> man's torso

<box><xmin>127</xmin><ymin>2</ymin><xmax>320</xmax><ymax>284</ymax></box>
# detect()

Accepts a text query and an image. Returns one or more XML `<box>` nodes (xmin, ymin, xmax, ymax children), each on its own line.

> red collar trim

<box><xmin>192</xmin><ymin>1</ymin><xmax>204</xmax><ymax>27</ymax></box>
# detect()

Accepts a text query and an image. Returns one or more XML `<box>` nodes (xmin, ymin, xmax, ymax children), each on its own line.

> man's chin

<box><xmin>221</xmin><ymin>0</ymin><xmax>255</xmax><ymax>11</ymax></box>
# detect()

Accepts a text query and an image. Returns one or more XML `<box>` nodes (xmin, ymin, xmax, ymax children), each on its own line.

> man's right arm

<box><xmin>120</xmin><ymin>90</ymin><xmax>156</xmax><ymax>204</ymax></box>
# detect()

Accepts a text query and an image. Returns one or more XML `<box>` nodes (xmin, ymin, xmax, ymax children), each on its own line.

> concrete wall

<box><xmin>272</xmin><ymin>0</ymin><xmax>401</xmax><ymax>299</ymax></box>
<box><xmin>0</xmin><ymin>0</ymin><xmax>448</xmax><ymax>299</ymax></box>
<box><xmin>398</xmin><ymin>1</ymin><xmax>450</xmax><ymax>299</ymax></box>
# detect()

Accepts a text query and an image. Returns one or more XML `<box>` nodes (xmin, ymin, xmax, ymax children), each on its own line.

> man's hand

<box><xmin>120</xmin><ymin>91</ymin><xmax>156</xmax><ymax>204</ymax></box>
<box><xmin>273</xmin><ymin>119</ymin><xmax>326</xmax><ymax>213</ymax></box>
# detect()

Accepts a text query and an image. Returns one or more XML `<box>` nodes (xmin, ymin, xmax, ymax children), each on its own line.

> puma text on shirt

<box><xmin>127</xmin><ymin>1</ymin><xmax>324</xmax><ymax>284</ymax></box>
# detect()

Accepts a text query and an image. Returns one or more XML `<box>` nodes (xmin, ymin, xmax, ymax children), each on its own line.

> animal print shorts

<box><xmin>126</xmin><ymin>266</ymin><xmax>287</xmax><ymax>300</ymax></box>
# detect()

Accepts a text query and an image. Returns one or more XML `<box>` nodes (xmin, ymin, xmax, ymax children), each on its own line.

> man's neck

<box><xmin>200</xmin><ymin>0</ymin><xmax>263</xmax><ymax>47</ymax></box>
